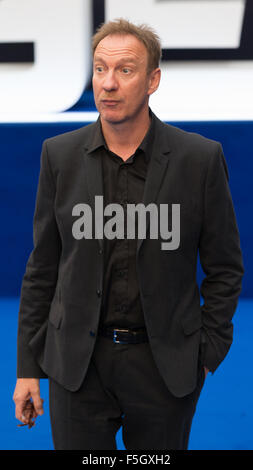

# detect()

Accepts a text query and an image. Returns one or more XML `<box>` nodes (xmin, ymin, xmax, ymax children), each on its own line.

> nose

<box><xmin>102</xmin><ymin>70</ymin><xmax>118</xmax><ymax>92</ymax></box>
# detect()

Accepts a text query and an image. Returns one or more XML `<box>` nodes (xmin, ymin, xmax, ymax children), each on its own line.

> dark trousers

<box><xmin>49</xmin><ymin>335</ymin><xmax>205</xmax><ymax>450</ymax></box>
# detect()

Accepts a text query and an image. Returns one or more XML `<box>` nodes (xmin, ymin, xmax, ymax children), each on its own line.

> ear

<box><xmin>147</xmin><ymin>68</ymin><xmax>161</xmax><ymax>96</ymax></box>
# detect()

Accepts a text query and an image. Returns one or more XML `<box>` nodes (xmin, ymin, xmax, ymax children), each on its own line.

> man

<box><xmin>13</xmin><ymin>19</ymin><xmax>244</xmax><ymax>450</ymax></box>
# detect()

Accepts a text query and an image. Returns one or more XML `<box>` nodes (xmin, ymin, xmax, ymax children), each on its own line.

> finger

<box><xmin>15</xmin><ymin>400</ymin><xmax>29</xmax><ymax>422</ymax></box>
<box><xmin>32</xmin><ymin>401</ymin><xmax>42</xmax><ymax>418</ymax></box>
<box><xmin>20</xmin><ymin>402</ymin><xmax>33</xmax><ymax>424</ymax></box>
<box><xmin>21</xmin><ymin>414</ymin><xmax>29</xmax><ymax>425</ymax></box>
<box><xmin>31</xmin><ymin>391</ymin><xmax>44</xmax><ymax>416</ymax></box>
<box><xmin>22</xmin><ymin>402</ymin><xmax>35</xmax><ymax>425</ymax></box>
<box><xmin>23</xmin><ymin>402</ymin><xmax>33</xmax><ymax>418</ymax></box>
<box><xmin>26</xmin><ymin>401</ymin><xmax>38</xmax><ymax>419</ymax></box>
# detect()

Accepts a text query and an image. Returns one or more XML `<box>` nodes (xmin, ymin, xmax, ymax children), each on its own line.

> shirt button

<box><xmin>99</xmin><ymin>248</ymin><xmax>103</xmax><ymax>254</ymax></box>
<box><xmin>118</xmin><ymin>304</ymin><xmax>127</xmax><ymax>312</ymax></box>
<box><xmin>118</xmin><ymin>270</ymin><xmax>125</xmax><ymax>277</ymax></box>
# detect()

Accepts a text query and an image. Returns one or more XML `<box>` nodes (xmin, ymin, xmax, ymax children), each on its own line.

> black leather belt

<box><xmin>98</xmin><ymin>326</ymin><xmax>148</xmax><ymax>344</ymax></box>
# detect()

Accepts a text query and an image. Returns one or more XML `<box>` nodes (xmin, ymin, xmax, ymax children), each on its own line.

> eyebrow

<box><xmin>94</xmin><ymin>56</ymin><xmax>137</xmax><ymax>65</ymax></box>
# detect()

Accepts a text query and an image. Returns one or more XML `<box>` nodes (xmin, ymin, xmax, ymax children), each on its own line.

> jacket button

<box><xmin>89</xmin><ymin>330</ymin><xmax>95</xmax><ymax>337</ymax></box>
<box><xmin>96</xmin><ymin>289</ymin><xmax>102</xmax><ymax>297</ymax></box>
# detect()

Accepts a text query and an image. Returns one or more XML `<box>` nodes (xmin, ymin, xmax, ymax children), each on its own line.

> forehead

<box><xmin>94</xmin><ymin>34</ymin><xmax>148</xmax><ymax>63</ymax></box>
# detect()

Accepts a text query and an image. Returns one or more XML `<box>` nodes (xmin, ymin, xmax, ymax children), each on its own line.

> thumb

<box><xmin>31</xmin><ymin>391</ymin><xmax>44</xmax><ymax>416</ymax></box>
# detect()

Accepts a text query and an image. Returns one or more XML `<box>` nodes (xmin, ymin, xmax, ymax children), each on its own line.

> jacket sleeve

<box><xmin>199</xmin><ymin>143</ymin><xmax>244</xmax><ymax>373</ymax></box>
<box><xmin>17</xmin><ymin>141</ymin><xmax>61</xmax><ymax>378</ymax></box>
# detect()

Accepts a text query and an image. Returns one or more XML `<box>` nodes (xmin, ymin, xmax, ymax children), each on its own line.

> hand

<box><xmin>204</xmin><ymin>366</ymin><xmax>209</xmax><ymax>379</ymax></box>
<box><xmin>13</xmin><ymin>378</ymin><xmax>44</xmax><ymax>428</ymax></box>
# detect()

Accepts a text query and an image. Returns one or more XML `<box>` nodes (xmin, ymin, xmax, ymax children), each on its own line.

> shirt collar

<box><xmin>87</xmin><ymin>108</ymin><xmax>156</xmax><ymax>164</ymax></box>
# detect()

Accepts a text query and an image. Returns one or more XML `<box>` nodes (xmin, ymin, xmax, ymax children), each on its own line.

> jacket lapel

<box><xmin>136</xmin><ymin>123</ymin><xmax>171</xmax><ymax>256</ymax></box>
<box><xmin>83</xmin><ymin>151</ymin><xmax>104</xmax><ymax>252</ymax></box>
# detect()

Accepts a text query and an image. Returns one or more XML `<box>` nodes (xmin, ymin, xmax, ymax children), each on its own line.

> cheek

<box><xmin>129</xmin><ymin>81</ymin><xmax>148</xmax><ymax>101</ymax></box>
<box><xmin>92</xmin><ymin>77</ymin><xmax>101</xmax><ymax>95</ymax></box>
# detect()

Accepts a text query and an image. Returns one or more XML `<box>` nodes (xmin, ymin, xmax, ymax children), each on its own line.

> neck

<box><xmin>101</xmin><ymin>107</ymin><xmax>151</xmax><ymax>159</ymax></box>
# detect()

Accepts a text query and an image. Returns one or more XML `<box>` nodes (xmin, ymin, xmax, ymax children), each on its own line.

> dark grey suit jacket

<box><xmin>17</xmin><ymin>111</ymin><xmax>244</xmax><ymax>397</ymax></box>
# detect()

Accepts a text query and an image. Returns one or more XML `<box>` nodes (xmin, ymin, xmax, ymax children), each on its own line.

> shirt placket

<box><xmin>112</xmin><ymin>162</ymin><xmax>130</xmax><ymax>316</ymax></box>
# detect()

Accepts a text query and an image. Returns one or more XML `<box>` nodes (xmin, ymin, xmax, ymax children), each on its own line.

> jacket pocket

<box><xmin>181</xmin><ymin>311</ymin><xmax>202</xmax><ymax>335</ymax></box>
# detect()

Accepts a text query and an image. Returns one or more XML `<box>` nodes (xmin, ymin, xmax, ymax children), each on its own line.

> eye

<box><xmin>95</xmin><ymin>65</ymin><xmax>104</xmax><ymax>73</ymax></box>
<box><xmin>122</xmin><ymin>67</ymin><xmax>131</xmax><ymax>74</ymax></box>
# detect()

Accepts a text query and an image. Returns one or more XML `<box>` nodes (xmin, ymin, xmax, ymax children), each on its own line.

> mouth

<box><xmin>101</xmin><ymin>100</ymin><xmax>120</xmax><ymax>106</ymax></box>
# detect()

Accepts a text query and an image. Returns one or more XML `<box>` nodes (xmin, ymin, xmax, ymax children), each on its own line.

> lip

<box><xmin>101</xmin><ymin>100</ymin><xmax>120</xmax><ymax>106</ymax></box>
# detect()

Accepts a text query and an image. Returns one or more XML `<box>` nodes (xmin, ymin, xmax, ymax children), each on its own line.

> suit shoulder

<box><xmin>153</xmin><ymin>116</ymin><xmax>225</xmax><ymax>174</ymax></box>
<box><xmin>43</xmin><ymin>121</ymin><xmax>97</xmax><ymax>150</ymax></box>
<box><xmin>162</xmin><ymin>121</ymin><xmax>221</xmax><ymax>154</ymax></box>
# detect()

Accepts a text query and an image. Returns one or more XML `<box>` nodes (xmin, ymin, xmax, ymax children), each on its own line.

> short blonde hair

<box><xmin>92</xmin><ymin>18</ymin><xmax>162</xmax><ymax>74</ymax></box>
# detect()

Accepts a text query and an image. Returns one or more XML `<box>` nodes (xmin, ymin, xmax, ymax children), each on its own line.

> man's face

<box><xmin>92</xmin><ymin>34</ymin><xmax>159</xmax><ymax>125</ymax></box>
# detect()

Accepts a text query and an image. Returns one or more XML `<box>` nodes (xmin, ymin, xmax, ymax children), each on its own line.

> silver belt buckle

<box><xmin>113</xmin><ymin>328</ymin><xmax>128</xmax><ymax>344</ymax></box>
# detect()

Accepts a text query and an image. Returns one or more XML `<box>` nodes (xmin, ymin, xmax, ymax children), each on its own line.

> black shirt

<box><xmin>88</xmin><ymin>111</ymin><xmax>156</xmax><ymax>329</ymax></box>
